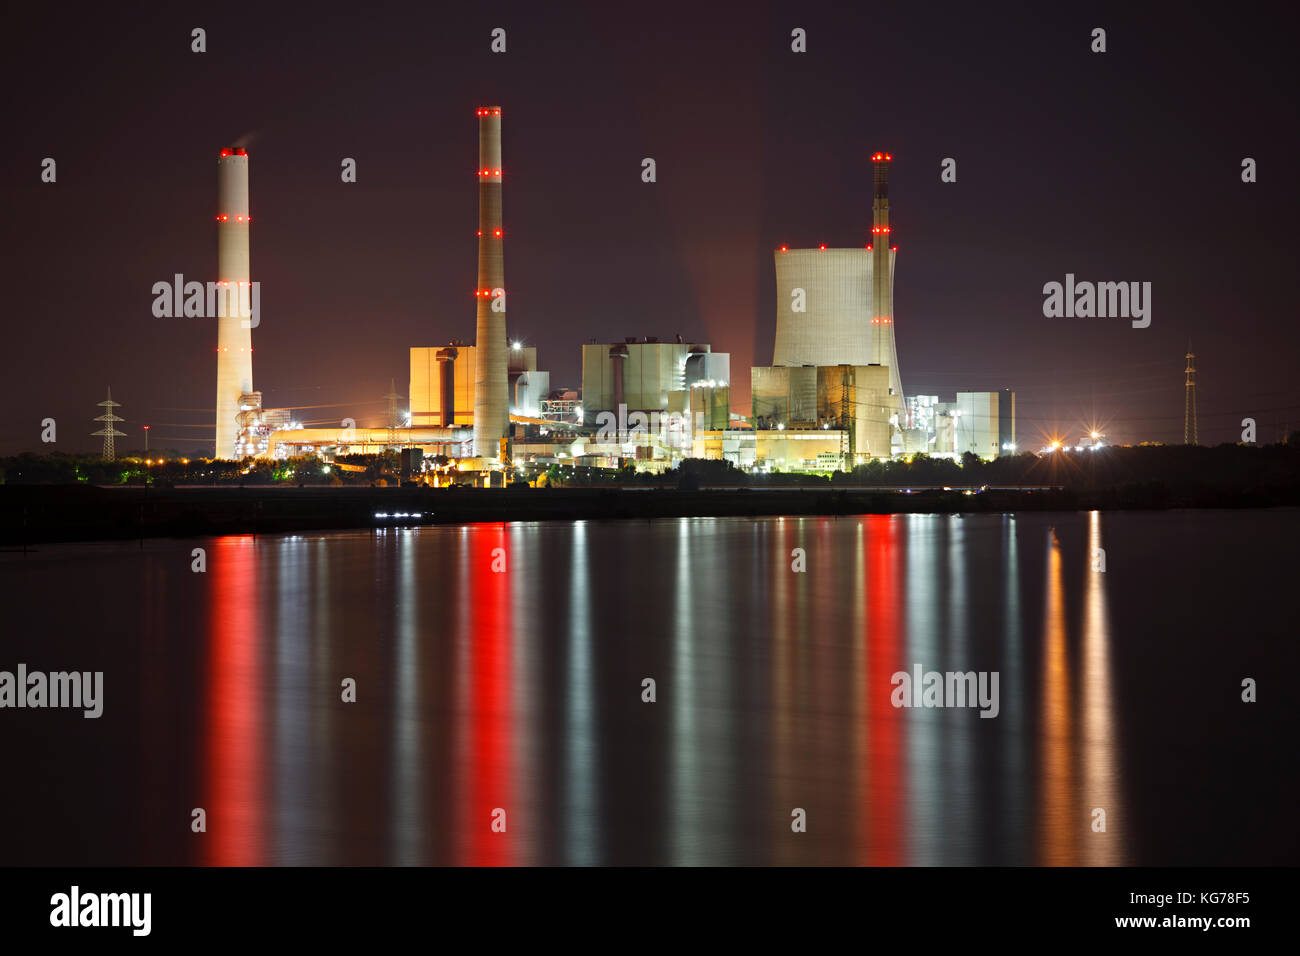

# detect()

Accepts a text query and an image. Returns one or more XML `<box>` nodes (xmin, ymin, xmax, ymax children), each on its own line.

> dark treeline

<box><xmin>3</xmin><ymin>439</ymin><xmax>1299</xmax><ymax>505</ymax></box>
<box><xmin>0</xmin><ymin>452</ymin><xmax>395</xmax><ymax>487</ymax></box>
<box><xmin>2</xmin><ymin>440</ymin><xmax>1298</xmax><ymax>545</ymax></box>
<box><xmin>563</xmin><ymin>440</ymin><xmax>1300</xmax><ymax>495</ymax></box>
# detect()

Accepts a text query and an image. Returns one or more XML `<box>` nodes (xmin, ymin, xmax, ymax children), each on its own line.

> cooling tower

<box><xmin>472</xmin><ymin>106</ymin><xmax>508</xmax><ymax>460</ymax></box>
<box><xmin>772</xmin><ymin>248</ymin><xmax>876</xmax><ymax>367</ymax></box>
<box><xmin>215</xmin><ymin>147</ymin><xmax>253</xmax><ymax>460</ymax></box>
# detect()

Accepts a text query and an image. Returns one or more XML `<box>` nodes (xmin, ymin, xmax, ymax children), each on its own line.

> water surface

<box><xmin>1</xmin><ymin>511</ymin><xmax>1294</xmax><ymax>865</ymax></box>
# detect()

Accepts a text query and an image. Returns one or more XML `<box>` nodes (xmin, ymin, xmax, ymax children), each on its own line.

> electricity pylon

<box><xmin>1184</xmin><ymin>348</ymin><xmax>1198</xmax><ymax>445</ymax></box>
<box><xmin>92</xmin><ymin>386</ymin><xmax>126</xmax><ymax>460</ymax></box>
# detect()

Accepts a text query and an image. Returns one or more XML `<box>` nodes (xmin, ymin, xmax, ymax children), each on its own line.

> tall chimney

<box><xmin>215</xmin><ymin>147</ymin><xmax>253</xmax><ymax>459</ymax></box>
<box><xmin>870</xmin><ymin>151</ymin><xmax>903</xmax><ymax>406</ymax></box>
<box><xmin>472</xmin><ymin>107</ymin><xmax>508</xmax><ymax>460</ymax></box>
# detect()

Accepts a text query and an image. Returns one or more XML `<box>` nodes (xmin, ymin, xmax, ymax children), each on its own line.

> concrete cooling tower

<box><xmin>770</xmin><ymin>151</ymin><xmax>903</xmax><ymax>406</ymax></box>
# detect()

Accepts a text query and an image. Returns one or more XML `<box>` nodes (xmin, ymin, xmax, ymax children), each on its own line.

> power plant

<box><xmin>204</xmin><ymin>117</ymin><xmax>1014</xmax><ymax>478</ymax></box>
<box><xmin>750</xmin><ymin>150</ymin><xmax>1014</xmax><ymax>468</ymax></box>
<box><xmin>753</xmin><ymin>150</ymin><xmax>909</xmax><ymax>465</ymax></box>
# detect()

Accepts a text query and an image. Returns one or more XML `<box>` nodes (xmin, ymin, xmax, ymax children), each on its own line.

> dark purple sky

<box><xmin>5</xmin><ymin>1</ymin><xmax>1297</xmax><ymax>455</ymax></box>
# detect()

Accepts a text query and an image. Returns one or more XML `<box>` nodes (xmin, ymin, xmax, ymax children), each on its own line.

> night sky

<box><xmin>5</xmin><ymin>1</ymin><xmax>1296</xmax><ymax>455</ymax></box>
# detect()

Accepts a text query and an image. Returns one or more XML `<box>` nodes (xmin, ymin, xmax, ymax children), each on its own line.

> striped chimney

<box><xmin>215</xmin><ymin>147</ymin><xmax>253</xmax><ymax>459</ymax></box>
<box><xmin>472</xmin><ymin>107</ymin><xmax>508</xmax><ymax>459</ymax></box>
<box><xmin>870</xmin><ymin>151</ymin><xmax>903</xmax><ymax>405</ymax></box>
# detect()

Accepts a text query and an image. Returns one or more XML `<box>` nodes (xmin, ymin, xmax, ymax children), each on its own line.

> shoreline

<box><xmin>2</xmin><ymin>484</ymin><xmax>1296</xmax><ymax>546</ymax></box>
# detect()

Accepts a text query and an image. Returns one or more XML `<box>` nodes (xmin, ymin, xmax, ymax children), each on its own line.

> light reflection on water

<box><xmin>5</xmin><ymin>511</ymin><xmax>1291</xmax><ymax>865</ymax></box>
<box><xmin>198</xmin><ymin>515</ymin><xmax>1120</xmax><ymax>865</ymax></box>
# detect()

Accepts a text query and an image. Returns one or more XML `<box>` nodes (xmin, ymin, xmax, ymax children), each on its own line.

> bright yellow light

<box><xmin>1090</xmin><ymin>431</ymin><xmax>1100</xmax><ymax>440</ymax></box>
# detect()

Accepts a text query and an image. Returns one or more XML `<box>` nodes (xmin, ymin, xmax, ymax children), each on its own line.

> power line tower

<box><xmin>1184</xmin><ymin>348</ymin><xmax>1198</xmax><ymax>445</ymax></box>
<box><xmin>92</xmin><ymin>386</ymin><xmax>126</xmax><ymax>460</ymax></box>
<box><xmin>384</xmin><ymin>378</ymin><xmax>404</xmax><ymax>450</ymax></box>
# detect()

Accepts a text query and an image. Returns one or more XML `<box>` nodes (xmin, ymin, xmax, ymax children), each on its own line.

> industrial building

<box><xmin>685</xmin><ymin>381</ymin><xmax>730</xmax><ymax>431</ymax></box>
<box><xmin>581</xmin><ymin>338</ymin><xmax>730</xmax><ymax>427</ymax></box>
<box><xmin>410</xmin><ymin>343</ymin><xmax>548</xmax><ymax>426</ymax></box>
<box><xmin>692</xmin><ymin>428</ymin><xmax>847</xmax><ymax>471</ymax></box>
<box><xmin>752</xmin><ymin>364</ymin><xmax>898</xmax><ymax>461</ymax></box>
<box><xmin>266</xmin><ymin>426</ymin><xmax>473</xmax><ymax>460</ymax></box>
<box><xmin>953</xmin><ymin>391</ymin><xmax>1004</xmax><ymax>458</ymax></box>
<box><xmin>903</xmin><ymin>390</ymin><xmax>1016</xmax><ymax>459</ymax></box>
